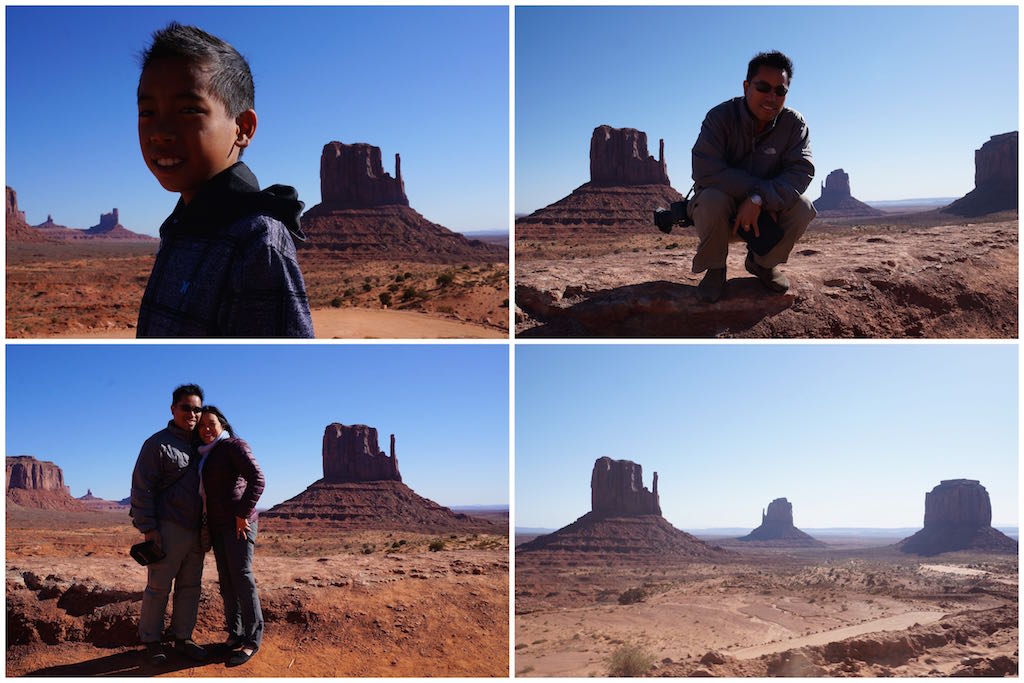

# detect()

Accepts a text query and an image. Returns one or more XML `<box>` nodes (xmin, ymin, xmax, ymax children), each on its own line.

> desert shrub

<box><xmin>618</xmin><ymin>587</ymin><xmax>647</xmax><ymax>605</ymax></box>
<box><xmin>429</xmin><ymin>539</ymin><xmax>445</xmax><ymax>552</ymax></box>
<box><xmin>330</xmin><ymin>297</ymin><xmax>342</xmax><ymax>308</ymax></box>
<box><xmin>379</xmin><ymin>292</ymin><xmax>392</xmax><ymax>307</ymax></box>
<box><xmin>343</xmin><ymin>288</ymin><xmax>355</xmax><ymax>297</ymax></box>
<box><xmin>362</xmin><ymin>282</ymin><xmax>372</xmax><ymax>292</ymax></box>
<box><xmin>388</xmin><ymin>283</ymin><xmax>401</xmax><ymax>293</ymax></box>
<box><xmin>401</xmin><ymin>287</ymin><xmax>418</xmax><ymax>302</ymax></box>
<box><xmin>607</xmin><ymin>643</ymin><xmax>655</xmax><ymax>677</ymax></box>
<box><xmin>391</xmin><ymin>541</ymin><xmax>401</xmax><ymax>549</ymax></box>
<box><xmin>364</xmin><ymin>276</ymin><xmax>371</xmax><ymax>283</ymax></box>
<box><xmin>665</xmin><ymin>242</ymin><xmax>679</xmax><ymax>250</ymax></box>
<box><xmin>436</xmin><ymin>271</ymin><xmax>454</xmax><ymax>287</ymax></box>
<box><xmin>361</xmin><ymin>544</ymin><xmax>375</xmax><ymax>554</ymax></box>
<box><xmin>403</xmin><ymin>272</ymin><xmax>412</xmax><ymax>279</ymax></box>
<box><xmin>394</xmin><ymin>273</ymin><xmax>405</xmax><ymax>283</ymax></box>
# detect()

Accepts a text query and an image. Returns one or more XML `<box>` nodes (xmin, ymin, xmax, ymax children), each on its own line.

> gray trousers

<box><xmin>211</xmin><ymin>519</ymin><xmax>263</xmax><ymax>649</ymax></box>
<box><xmin>690</xmin><ymin>187</ymin><xmax>816</xmax><ymax>273</ymax></box>
<box><xmin>139</xmin><ymin>519</ymin><xmax>204</xmax><ymax>643</ymax></box>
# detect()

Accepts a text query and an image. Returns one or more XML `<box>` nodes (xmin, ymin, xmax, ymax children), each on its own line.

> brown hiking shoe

<box><xmin>696</xmin><ymin>268</ymin><xmax>726</xmax><ymax>303</ymax></box>
<box><xmin>744</xmin><ymin>251</ymin><xmax>789</xmax><ymax>293</ymax></box>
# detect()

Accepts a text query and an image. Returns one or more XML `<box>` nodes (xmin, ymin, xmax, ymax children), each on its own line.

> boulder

<box><xmin>591</xmin><ymin>456</ymin><xmax>661</xmax><ymax>517</ymax></box>
<box><xmin>943</xmin><ymin>132</ymin><xmax>1018</xmax><ymax>216</ymax></box>
<box><xmin>589</xmin><ymin>125</ymin><xmax>670</xmax><ymax>187</ymax></box>
<box><xmin>319</xmin><ymin>142</ymin><xmax>409</xmax><ymax>209</ymax></box>
<box><xmin>322</xmin><ymin>424</ymin><xmax>401</xmax><ymax>482</ymax></box>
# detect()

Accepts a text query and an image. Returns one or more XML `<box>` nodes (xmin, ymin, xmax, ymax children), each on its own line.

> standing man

<box><xmin>690</xmin><ymin>50</ymin><xmax>816</xmax><ymax>303</ymax></box>
<box><xmin>130</xmin><ymin>384</ymin><xmax>209</xmax><ymax>664</ymax></box>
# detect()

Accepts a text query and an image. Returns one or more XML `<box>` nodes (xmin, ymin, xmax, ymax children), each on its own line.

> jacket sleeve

<box><xmin>691</xmin><ymin>110</ymin><xmax>760</xmax><ymax>200</ymax></box>
<box><xmin>758</xmin><ymin>114</ymin><xmax>815</xmax><ymax>213</ymax></box>
<box><xmin>229</xmin><ymin>439</ymin><xmax>265</xmax><ymax>521</ymax></box>
<box><xmin>221</xmin><ymin>217</ymin><xmax>315</xmax><ymax>338</ymax></box>
<box><xmin>130</xmin><ymin>437</ymin><xmax>162</xmax><ymax>533</ymax></box>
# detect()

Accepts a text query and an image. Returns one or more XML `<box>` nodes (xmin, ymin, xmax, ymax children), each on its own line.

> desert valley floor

<box><xmin>514</xmin><ymin>537</ymin><xmax>1017</xmax><ymax>677</ymax></box>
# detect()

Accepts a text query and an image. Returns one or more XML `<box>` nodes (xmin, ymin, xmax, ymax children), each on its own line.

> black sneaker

<box><xmin>174</xmin><ymin>638</ymin><xmax>209</xmax><ymax>662</ymax></box>
<box><xmin>226</xmin><ymin>646</ymin><xmax>258</xmax><ymax>667</ymax></box>
<box><xmin>697</xmin><ymin>268</ymin><xmax>726</xmax><ymax>303</ymax></box>
<box><xmin>144</xmin><ymin>642</ymin><xmax>167</xmax><ymax>665</ymax></box>
<box><xmin>744</xmin><ymin>251</ymin><xmax>789</xmax><ymax>293</ymax></box>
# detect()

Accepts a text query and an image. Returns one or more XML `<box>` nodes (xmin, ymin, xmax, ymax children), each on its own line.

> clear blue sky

<box><xmin>6</xmin><ymin>344</ymin><xmax>509</xmax><ymax>508</ymax></box>
<box><xmin>516</xmin><ymin>6</ymin><xmax>1018</xmax><ymax>214</ymax></box>
<box><xmin>6</xmin><ymin>6</ymin><xmax>509</xmax><ymax>235</ymax></box>
<box><xmin>516</xmin><ymin>344</ymin><xmax>1018</xmax><ymax>530</ymax></box>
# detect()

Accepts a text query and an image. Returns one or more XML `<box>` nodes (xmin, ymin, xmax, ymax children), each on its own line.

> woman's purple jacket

<box><xmin>201</xmin><ymin>436</ymin><xmax>265</xmax><ymax>530</ymax></box>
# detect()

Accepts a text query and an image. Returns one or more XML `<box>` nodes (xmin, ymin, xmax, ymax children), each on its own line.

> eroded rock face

<box><xmin>944</xmin><ymin>131</ymin><xmax>1018</xmax><ymax>216</ymax></box>
<box><xmin>738</xmin><ymin>497</ymin><xmax>823</xmax><ymax>546</ymax></box>
<box><xmin>820</xmin><ymin>169</ymin><xmax>851</xmax><ymax>199</ymax></box>
<box><xmin>320</xmin><ymin>142</ymin><xmax>409</xmax><ymax>209</ymax></box>
<box><xmin>590</xmin><ymin>457</ymin><xmax>661</xmax><ymax>516</ymax></box>
<box><xmin>762</xmin><ymin>497</ymin><xmax>794</xmax><ymax>525</ymax></box>
<box><xmin>7</xmin><ymin>456</ymin><xmax>67</xmax><ymax>492</ymax></box>
<box><xmin>86</xmin><ymin>209</ymin><xmax>118</xmax><ymax>233</ymax></box>
<box><xmin>6</xmin><ymin>186</ymin><xmax>48</xmax><ymax>242</ymax></box>
<box><xmin>975</xmin><ymin>132</ymin><xmax>1018</xmax><ymax>188</ymax></box>
<box><xmin>923</xmin><ymin>479</ymin><xmax>991</xmax><ymax>528</ymax></box>
<box><xmin>322</xmin><ymin>424</ymin><xmax>401</xmax><ymax>483</ymax></box>
<box><xmin>589</xmin><ymin>125</ymin><xmax>670</xmax><ymax>187</ymax></box>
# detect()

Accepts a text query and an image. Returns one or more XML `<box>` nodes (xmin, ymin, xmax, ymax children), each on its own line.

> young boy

<box><xmin>136</xmin><ymin>23</ymin><xmax>314</xmax><ymax>337</ymax></box>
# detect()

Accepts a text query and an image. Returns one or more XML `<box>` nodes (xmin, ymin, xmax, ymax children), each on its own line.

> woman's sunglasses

<box><xmin>752</xmin><ymin>80</ymin><xmax>789</xmax><ymax>97</ymax></box>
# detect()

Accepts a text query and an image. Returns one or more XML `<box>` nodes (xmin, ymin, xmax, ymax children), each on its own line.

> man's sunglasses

<box><xmin>752</xmin><ymin>80</ymin><xmax>788</xmax><ymax>97</ymax></box>
<box><xmin>176</xmin><ymin>404</ymin><xmax>203</xmax><ymax>415</ymax></box>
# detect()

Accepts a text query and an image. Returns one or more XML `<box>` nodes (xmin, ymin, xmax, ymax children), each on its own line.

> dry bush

<box><xmin>607</xmin><ymin>643</ymin><xmax>655</xmax><ymax>677</ymax></box>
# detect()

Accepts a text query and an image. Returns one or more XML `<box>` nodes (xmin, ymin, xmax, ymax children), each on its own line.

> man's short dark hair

<box><xmin>747</xmin><ymin>51</ymin><xmax>794</xmax><ymax>82</ymax></box>
<box><xmin>172</xmin><ymin>383</ymin><xmax>204</xmax><ymax>404</ymax></box>
<box><xmin>139</xmin><ymin>22</ymin><xmax>254</xmax><ymax>117</ymax></box>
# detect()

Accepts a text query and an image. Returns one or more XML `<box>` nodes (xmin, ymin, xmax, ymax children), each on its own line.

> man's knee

<box><xmin>783</xmin><ymin>194</ymin><xmax>817</xmax><ymax>231</ymax></box>
<box><xmin>690</xmin><ymin>188</ymin><xmax>734</xmax><ymax>227</ymax></box>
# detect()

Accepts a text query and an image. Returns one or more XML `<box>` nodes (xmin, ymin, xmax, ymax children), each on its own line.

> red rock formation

<box><xmin>943</xmin><ymin>132</ymin><xmax>1018</xmax><ymax>216</ymax></box>
<box><xmin>899</xmin><ymin>479</ymin><xmax>1016</xmax><ymax>555</ymax></box>
<box><xmin>516</xmin><ymin>125</ymin><xmax>683</xmax><ymax>236</ymax></box>
<box><xmin>6</xmin><ymin>186</ymin><xmax>49</xmax><ymax>242</ymax></box>
<box><xmin>591</xmin><ymin>457</ymin><xmax>660</xmax><ymax>516</ymax></box>
<box><xmin>318</xmin><ymin>142</ymin><xmax>409</xmax><ymax>209</ymax></box>
<box><xmin>261</xmin><ymin>423</ymin><xmax>495</xmax><ymax>533</ymax></box>
<box><xmin>590</xmin><ymin>125</ymin><xmax>670</xmax><ymax>187</ymax></box>
<box><xmin>6</xmin><ymin>456</ymin><xmax>86</xmax><ymax>510</ymax></box>
<box><xmin>737</xmin><ymin>497</ymin><xmax>824</xmax><ymax>546</ymax></box>
<box><xmin>322</xmin><ymin>424</ymin><xmax>401</xmax><ymax>483</ymax></box>
<box><xmin>813</xmin><ymin>169</ymin><xmax>883</xmax><ymax>217</ymax></box>
<box><xmin>301</xmin><ymin>141</ymin><xmax>504</xmax><ymax>263</ymax></box>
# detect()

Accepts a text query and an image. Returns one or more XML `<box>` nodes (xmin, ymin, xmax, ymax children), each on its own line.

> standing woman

<box><xmin>196</xmin><ymin>406</ymin><xmax>265</xmax><ymax>667</ymax></box>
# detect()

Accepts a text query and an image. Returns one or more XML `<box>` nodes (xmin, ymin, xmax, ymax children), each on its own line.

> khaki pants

<box><xmin>138</xmin><ymin>519</ymin><xmax>204</xmax><ymax>643</ymax></box>
<box><xmin>690</xmin><ymin>187</ymin><xmax>816</xmax><ymax>273</ymax></box>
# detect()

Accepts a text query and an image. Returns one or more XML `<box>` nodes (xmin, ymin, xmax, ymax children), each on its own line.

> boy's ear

<box><xmin>234</xmin><ymin>109</ymin><xmax>257</xmax><ymax>150</ymax></box>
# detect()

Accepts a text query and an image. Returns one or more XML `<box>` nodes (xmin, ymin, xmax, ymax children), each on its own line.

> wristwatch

<box><xmin>749</xmin><ymin>193</ymin><xmax>763</xmax><ymax>206</ymax></box>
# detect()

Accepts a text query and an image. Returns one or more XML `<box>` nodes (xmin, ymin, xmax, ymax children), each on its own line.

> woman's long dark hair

<box><xmin>193</xmin><ymin>405</ymin><xmax>236</xmax><ymax>446</ymax></box>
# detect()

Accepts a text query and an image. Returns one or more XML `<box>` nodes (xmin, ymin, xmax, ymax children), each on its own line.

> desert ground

<box><xmin>514</xmin><ymin>540</ymin><xmax>1017</xmax><ymax>677</ymax></box>
<box><xmin>5</xmin><ymin>241</ymin><xmax>509</xmax><ymax>338</ymax></box>
<box><xmin>515</xmin><ymin>211</ymin><xmax>1017</xmax><ymax>337</ymax></box>
<box><xmin>6</xmin><ymin>507</ymin><xmax>509</xmax><ymax>677</ymax></box>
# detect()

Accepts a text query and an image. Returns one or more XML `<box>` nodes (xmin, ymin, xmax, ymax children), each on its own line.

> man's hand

<box><xmin>236</xmin><ymin>516</ymin><xmax>252</xmax><ymax>540</ymax></box>
<box><xmin>732</xmin><ymin>198</ymin><xmax>762</xmax><ymax>237</ymax></box>
<box><xmin>144</xmin><ymin>529</ymin><xmax>162</xmax><ymax>551</ymax></box>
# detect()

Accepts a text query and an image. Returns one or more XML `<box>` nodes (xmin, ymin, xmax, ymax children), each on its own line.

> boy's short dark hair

<box><xmin>172</xmin><ymin>383</ymin><xmax>204</xmax><ymax>404</ymax></box>
<box><xmin>747</xmin><ymin>50</ymin><xmax>794</xmax><ymax>82</ymax></box>
<box><xmin>139</xmin><ymin>22</ymin><xmax>254</xmax><ymax>117</ymax></box>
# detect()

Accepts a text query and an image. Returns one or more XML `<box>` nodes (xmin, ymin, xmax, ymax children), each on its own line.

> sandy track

<box><xmin>729</xmin><ymin>610</ymin><xmax>946</xmax><ymax>659</ymax></box>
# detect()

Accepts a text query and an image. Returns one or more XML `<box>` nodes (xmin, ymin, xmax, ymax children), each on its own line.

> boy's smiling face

<box><xmin>138</xmin><ymin>57</ymin><xmax>256</xmax><ymax>204</ymax></box>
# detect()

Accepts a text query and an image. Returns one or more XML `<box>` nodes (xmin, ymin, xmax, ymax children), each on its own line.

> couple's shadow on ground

<box><xmin>520</xmin><ymin>277</ymin><xmax>794</xmax><ymax>337</ymax></box>
<box><xmin>25</xmin><ymin>645</ymin><xmax>234</xmax><ymax>677</ymax></box>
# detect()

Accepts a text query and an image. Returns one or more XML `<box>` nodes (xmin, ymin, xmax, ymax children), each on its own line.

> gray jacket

<box><xmin>130</xmin><ymin>421</ymin><xmax>202</xmax><ymax>532</ymax></box>
<box><xmin>691</xmin><ymin>96</ymin><xmax>814</xmax><ymax>213</ymax></box>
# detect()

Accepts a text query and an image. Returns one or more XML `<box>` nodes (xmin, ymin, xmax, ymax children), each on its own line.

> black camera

<box><xmin>653</xmin><ymin>200</ymin><xmax>693</xmax><ymax>234</ymax></box>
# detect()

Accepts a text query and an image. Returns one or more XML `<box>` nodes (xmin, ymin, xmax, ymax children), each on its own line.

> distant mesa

<box><xmin>736</xmin><ymin>497</ymin><xmax>825</xmax><ymax>547</ymax></box>
<box><xmin>300</xmin><ymin>141</ymin><xmax>504</xmax><ymax>263</ymax></box>
<box><xmin>516</xmin><ymin>125</ymin><xmax>684</xmax><ymax>236</ymax></box>
<box><xmin>518</xmin><ymin>457</ymin><xmax>724</xmax><ymax>558</ymax></box>
<box><xmin>898</xmin><ymin>479</ymin><xmax>1017</xmax><ymax>556</ymax></box>
<box><xmin>77</xmin><ymin>488</ymin><xmax>129</xmax><ymax>512</ymax></box>
<box><xmin>6</xmin><ymin>455</ymin><xmax>86</xmax><ymax>511</ymax></box>
<box><xmin>6</xmin><ymin>186</ymin><xmax>50</xmax><ymax>243</ymax></box>
<box><xmin>812</xmin><ymin>169</ymin><xmax>884</xmax><ymax>217</ymax></box>
<box><xmin>5</xmin><ymin>185</ymin><xmax>155</xmax><ymax>242</ymax></box>
<box><xmin>261</xmin><ymin>423</ymin><xmax>495</xmax><ymax>533</ymax></box>
<box><xmin>943</xmin><ymin>132</ymin><xmax>1018</xmax><ymax>217</ymax></box>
